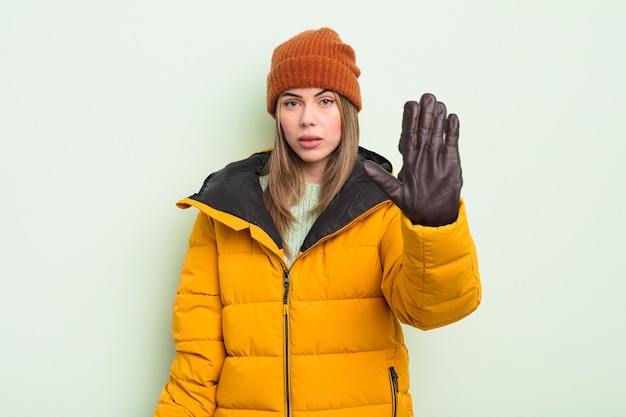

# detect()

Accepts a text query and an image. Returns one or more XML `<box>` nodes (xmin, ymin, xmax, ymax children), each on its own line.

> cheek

<box><xmin>278</xmin><ymin>123</ymin><xmax>292</xmax><ymax>143</ymax></box>
<box><xmin>330</xmin><ymin>114</ymin><xmax>342</xmax><ymax>138</ymax></box>
<box><xmin>279</xmin><ymin>115</ymin><xmax>297</xmax><ymax>137</ymax></box>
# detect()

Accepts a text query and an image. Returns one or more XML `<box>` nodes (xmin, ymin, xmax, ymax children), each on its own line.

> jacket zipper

<box><xmin>389</xmin><ymin>367</ymin><xmax>398</xmax><ymax>417</ymax></box>
<box><xmin>283</xmin><ymin>268</ymin><xmax>291</xmax><ymax>417</ymax></box>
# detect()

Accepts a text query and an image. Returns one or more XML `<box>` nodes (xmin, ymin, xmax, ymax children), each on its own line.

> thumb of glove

<box><xmin>363</xmin><ymin>159</ymin><xmax>403</xmax><ymax>199</ymax></box>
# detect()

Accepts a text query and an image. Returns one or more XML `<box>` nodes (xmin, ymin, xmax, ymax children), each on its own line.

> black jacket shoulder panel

<box><xmin>189</xmin><ymin>151</ymin><xmax>283</xmax><ymax>247</ymax></box>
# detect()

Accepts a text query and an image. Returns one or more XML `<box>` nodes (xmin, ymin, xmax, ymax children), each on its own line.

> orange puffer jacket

<box><xmin>154</xmin><ymin>148</ymin><xmax>481</xmax><ymax>417</ymax></box>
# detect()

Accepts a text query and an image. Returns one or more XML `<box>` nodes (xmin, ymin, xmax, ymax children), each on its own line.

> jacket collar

<box><xmin>187</xmin><ymin>147</ymin><xmax>392</xmax><ymax>250</ymax></box>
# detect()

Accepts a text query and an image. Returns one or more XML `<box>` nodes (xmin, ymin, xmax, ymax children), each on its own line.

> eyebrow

<box><xmin>281</xmin><ymin>89</ymin><xmax>332</xmax><ymax>99</ymax></box>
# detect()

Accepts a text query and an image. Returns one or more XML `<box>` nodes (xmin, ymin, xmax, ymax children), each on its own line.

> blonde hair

<box><xmin>263</xmin><ymin>93</ymin><xmax>359</xmax><ymax>243</ymax></box>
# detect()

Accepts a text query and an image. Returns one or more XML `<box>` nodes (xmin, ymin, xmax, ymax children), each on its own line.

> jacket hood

<box><xmin>180</xmin><ymin>147</ymin><xmax>393</xmax><ymax>251</ymax></box>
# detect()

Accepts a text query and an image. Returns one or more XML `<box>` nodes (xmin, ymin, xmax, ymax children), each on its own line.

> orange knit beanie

<box><xmin>266</xmin><ymin>27</ymin><xmax>361</xmax><ymax>116</ymax></box>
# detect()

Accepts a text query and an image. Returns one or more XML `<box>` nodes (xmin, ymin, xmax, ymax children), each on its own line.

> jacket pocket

<box><xmin>389</xmin><ymin>367</ymin><xmax>399</xmax><ymax>417</ymax></box>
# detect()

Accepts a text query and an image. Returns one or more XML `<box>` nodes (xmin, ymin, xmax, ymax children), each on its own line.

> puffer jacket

<box><xmin>154</xmin><ymin>147</ymin><xmax>481</xmax><ymax>417</ymax></box>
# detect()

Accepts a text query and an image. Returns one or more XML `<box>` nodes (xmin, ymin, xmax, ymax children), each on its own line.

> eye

<box><xmin>282</xmin><ymin>100</ymin><xmax>299</xmax><ymax>109</ymax></box>
<box><xmin>319</xmin><ymin>97</ymin><xmax>335</xmax><ymax>106</ymax></box>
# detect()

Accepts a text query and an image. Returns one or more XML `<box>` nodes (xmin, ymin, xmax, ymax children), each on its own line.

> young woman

<box><xmin>154</xmin><ymin>27</ymin><xmax>481</xmax><ymax>417</ymax></box>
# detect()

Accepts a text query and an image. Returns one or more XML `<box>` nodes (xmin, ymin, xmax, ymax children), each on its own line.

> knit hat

<box><xmin>266</xmin><ymin>27</ymin><xmax>361</xmax><ymax>116</ymax></box>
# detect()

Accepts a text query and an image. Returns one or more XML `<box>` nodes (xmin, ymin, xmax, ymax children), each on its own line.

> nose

<box><xmin>299</xmin><ymin>105</ymin><xmax>317</xmax><ymax>127</ymax></box>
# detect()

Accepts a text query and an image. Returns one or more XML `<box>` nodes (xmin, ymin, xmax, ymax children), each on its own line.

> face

<box><xmin>278</xmin><ymin>87</ymin><xmax>342</xmax><ymax>183</ymax></box>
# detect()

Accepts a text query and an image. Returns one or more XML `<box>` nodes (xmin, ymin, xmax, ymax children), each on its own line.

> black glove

<box><xmin>363</xmin><ymin>93</ymin><xmax>463</xmax><ymax>226</ymax></box>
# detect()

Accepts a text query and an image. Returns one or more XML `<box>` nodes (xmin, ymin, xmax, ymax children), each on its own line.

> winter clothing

<box><xmin>266</xmin><ymin>27</ymin><xmax>362</xmax><ymax>115</ymax></box>
<box><xmin>154</xmin><ymin>148</ymin><xmax>481</xmax><ymax>417</ymax></box>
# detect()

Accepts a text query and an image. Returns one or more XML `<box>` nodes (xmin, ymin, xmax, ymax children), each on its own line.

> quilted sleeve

<box><xmin>154</xmin><ymin>212</ymin><xmax>226</xmax><ymax>416</ymax></box>
<box><xmin>380</xmin><ymin>198</ymin><xmax>481</xmax><ymax>330</ymax></box>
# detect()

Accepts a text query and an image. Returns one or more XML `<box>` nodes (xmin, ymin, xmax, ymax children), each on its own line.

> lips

<box><xmin>298</xmin><ymin>135</ymin><xmax>322</xmax><ymax>149</ymax></box>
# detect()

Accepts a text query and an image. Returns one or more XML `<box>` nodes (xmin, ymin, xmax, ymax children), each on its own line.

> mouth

<box><xmin>298</xmin><ymin>135</ymin><xmax>323</xmax><ymax>149</ymax></box>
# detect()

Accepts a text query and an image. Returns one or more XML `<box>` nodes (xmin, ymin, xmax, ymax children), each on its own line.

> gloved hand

<box><xmin>363</xmin><ymin>93</ymin><xmax>463</xmax><ymax>226</ymax></box>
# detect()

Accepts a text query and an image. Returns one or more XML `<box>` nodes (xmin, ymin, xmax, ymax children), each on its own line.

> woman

<box><xmin>154</xmin><ymin>27</ymin><xmax>481</xmax><ymax>417</ymax></box>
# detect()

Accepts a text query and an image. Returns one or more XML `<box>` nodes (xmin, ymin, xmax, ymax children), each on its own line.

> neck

<box><xmin>301</xmin><ymin>162</ymin><xmax>326</xmax><ymax>184</ymax></box>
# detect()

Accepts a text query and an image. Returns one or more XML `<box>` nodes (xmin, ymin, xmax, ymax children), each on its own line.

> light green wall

<box><xmin>1</xmin><ymin>1</ymin><xmax>625</xmax><ymax>416</ymax></box>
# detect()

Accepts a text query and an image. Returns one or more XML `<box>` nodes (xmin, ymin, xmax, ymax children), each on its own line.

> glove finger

<box><xmin>431</xmin><ymin>101</ymin><xmax>447</xmax><ymax>153</ymax></box>
<box><xmin>417</xmin><ymin>93</ymin><xmax>436</xmax><ymax>149</ymax></box>
<box><xmin>444</xmin><ymin>113</ymin><xmax>460</xmax><ymax>155</ymax></box>
<box><xmin>398</xmin><ymin>101</ymin><xmax>419</xmax><ymax>152</ymax></box>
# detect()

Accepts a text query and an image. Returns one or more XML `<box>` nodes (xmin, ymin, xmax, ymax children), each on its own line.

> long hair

<box><xmin>262</xmin><ymin>93</ymin><xmax>360</xmax><ymax>243</ymax></box>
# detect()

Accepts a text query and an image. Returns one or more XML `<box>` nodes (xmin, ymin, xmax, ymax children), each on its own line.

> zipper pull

<box><xmin>282</xmin><ymin>269</ymin><xmax>290</xmax><ymax>307</ymax></box>
<box><xmin>390</xmin><ymin>367</ymin><xmax>399</xmax><ymax>392</ymax></box>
